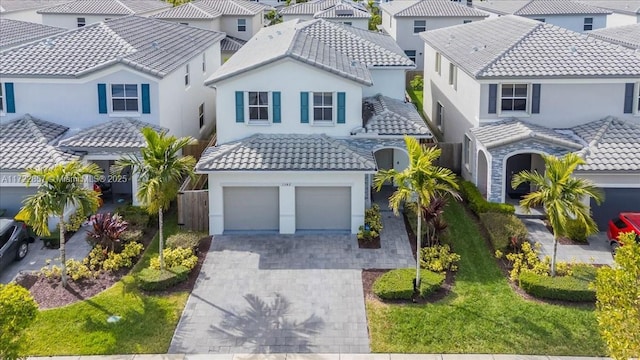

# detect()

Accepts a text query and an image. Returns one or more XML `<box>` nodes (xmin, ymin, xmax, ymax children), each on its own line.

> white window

<box><xmin>584</xmin><ymin>17</ymin><xmax>593</xmax><ymax>31</ymax></box>
<box><xmin>237</xmin><ymin>18</ymin><xmax>247</xmax><ymax>32</ymax></box>
<box><xmin>436</xmin><ymin>102</ymin><xmax>444</xmax><ymax>131</ymax></box>
<box><xmin>534</xmin><ymin>18</ymin><xmax>545</xmax><ymax>22</ymax></box>
<box><xmin>449</xmin><ymin>63</ymin><xmax>457</xmax><ymax>90</ymax></box>
<box><xmin>202</xmin><ymin>53</ymin><xmax>206</xmax><ymax>73</ymax></box>
<box><xmin>404</xmin><ymin>50</ymin><xmax>416</xmax><ymax>63</ymax></box>
<box><xmin>435</xmin><ymin>52</ymin><xmax>441</xmax><ymax>75</ymax></box>
<box><xmin>500</xmin><ymin>84</ymin><xmax>528</xmax><ymax>112</ymax></box>
<box><xmin>199</xmin><ymin>103</ymin><xmax>205</xmax><ymax>128</ymax></box>
<box><xmin>313</xmin><ymin>92</ymin><xmax>333</xmax><ymax>123</ymax></box>
<box><xmin>185</xmin><ymin>64</ymin><xmax>190</xmax><ymax>87</ymax></box>
<box><xmin>111</xmin><ymin>84</ymin><xmax>138</xmax><ymax>112</ymax></box>
<box><xmin>248</xmin><ymin>91</ymin><xmax>269</xmax><ymax>122</ymax></box>
<box><xmin>463</xmin><ymin>135</ymin><xmax>471</xmax><ymax>169</ymax></box>
<box><xmin>77</xmin><ymin>17</ymin><xmax>85</xmax><ymax>27</ymax></box>
<box><xmin>413</xmin><ymin>20</ymin><xmax>426</xmax><ymax>33</ymax></box>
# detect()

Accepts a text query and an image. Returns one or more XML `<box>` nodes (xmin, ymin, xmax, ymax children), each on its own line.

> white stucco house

<box><xmin>379</xmin><ymin>0</ymin><xmax>489</xmax><ymax>69</ymax></box>
<box><xmin>0</xmin><ymin>0</ymin><xmax>68</xmax><ymax>23</ymax></box>
<box><xmin>38</xmin><ymin>0</ymin><xmax>170</xmax><ymax>29</ymax></box>
<box><xmin>474</xmin><ymin>0</ymin><xmax>611</xmax><ymax>32</ymax></box>
<box><xmin>280</xmin><ymin>0</ymin><xmax>371</xmax><ymax>29</ymax></box>
<box><xmin>197</xmin><ymin>19</ymin><xmax>432</xmax><ymax>235</ymax></box>
<box><xmin>420</xmin><ymin>15</ymin><xmax>640</xmax><ymax>228</ymax></box>
<box><xmin>0</xmin><ymin>18</ymin><xmax>65</xmax><ymax>50</ymax></box>
<box><xmin>579</xmin><ymin>0</ymin><xmax>640</xmax><ymax>26</ymax></box>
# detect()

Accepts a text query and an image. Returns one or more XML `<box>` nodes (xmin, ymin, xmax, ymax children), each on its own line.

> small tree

<box><xmin>0</xmin><ymin>283</ymin><xmax>39</xmax><ymax>360</ymax></box>
<box><xmin>367</xmin><ymin>0</ymin><xmax>381</xmax><ymax>30</ymax></box>
<box><xmin>265</xmin><ymin>10</ymin><xmax>282</xmax><ymax>25</ymax></box>
<box><xmin>410</xmin><ymin>75</ymin><xmax>424</xmax><ymax>90</ymax></box>
<box><xmin>87</xmin><ymin>213</ymin><xmax>128</xmax><ymax>252</ymax></box>
<box><xmin>594</xmin><ymin>232</ymin><xmax>640</xmax><ymax>360</ymax></box>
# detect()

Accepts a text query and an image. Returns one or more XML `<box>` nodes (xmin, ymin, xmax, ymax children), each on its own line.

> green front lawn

<box><xmin>24</xmin><ymin>212</ymin><xmax>189</xmax><ymax>356</ymax></box>
<box><xmin>367</xmin><ymin>201</ymin><xmax>607</xmax><ymax>356</ymax></box>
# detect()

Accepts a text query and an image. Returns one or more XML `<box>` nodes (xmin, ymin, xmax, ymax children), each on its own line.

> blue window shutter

<box><xmin>624</xmin><ymin>83</ymin><xmax>634</xmax><ymax>114</ymax></box>
<box><xmin>272</xmin><ymin>91</ymin><xmax>281</xmax><ymax>123</ymax></box>
<box><xmin>4</xmin><ymin>83</ymin><xmax>15</xmax><ymax>113</ymax></box>
<box><xmin>141</xmin><ymin>84</ymin><xmax>150</xmax><ymax>114</ymax></box>
<box><xmin>531</xmin><ymin>84</ymin><xmax>541</xmax><ymax>114</ymax></box>
<box><xmin>488</xmin><ymin>84</ymin><xmax>497</xmax><ymax>114</ymax></box>
<box><xmin>97</xmin><ymin>83</ymin><xmax>107</xmax><ymax>114</ymax></box>
<box><xmin>235</xmin><ymin>91</ymin><xmax>244</xmax><ymax>123</ymax></box>
<box><xmin>300</xmin><ymin>92</ymin><xmax>309</xmax><ymax>123</ymax></box>
<box><xmin>337</xmin><ymin>92</ymin><xmax>346</xmax><ymax>124</ymax></box>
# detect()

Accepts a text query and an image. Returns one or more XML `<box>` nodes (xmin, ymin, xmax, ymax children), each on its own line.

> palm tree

<box><xmin>374</xmin><ymin>136</ymin><xmax>459</xmax><ymax>288</ymax></box>
<box><xmin>113</xmin><ymin>127</ymin><xmax>195</xmax><ymax>270</ymax></box>
<box><xmin>21</xmin><ymin>161</ymin><xmax>102</xmax><ymax>287</ymax></box>
<box><xmin>512</xmin><ymin>153</ymin><xmax>603</xmax><ymax>276</ymax></box>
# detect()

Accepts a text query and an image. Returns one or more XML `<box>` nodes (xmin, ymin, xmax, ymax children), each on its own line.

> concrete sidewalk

<box><xmin>27</xmin><ymin>354</ymin><xmax>613</xmax><ymax>360</ymax></box>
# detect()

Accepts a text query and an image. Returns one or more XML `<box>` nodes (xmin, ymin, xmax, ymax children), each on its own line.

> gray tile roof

<box><xmin>196</xmin><ymin>133</ymin><xmax>378</xmax><ymax>171</ymax></box>
<box><xmin>381</xmin><ymin>0</ymin><xmax>489</xmax><ymax>18</ymax></box>
<box><xmin>475</xmin><ymin>0</ymin><xmax>611</xmax><ymax>15</ymax></box>
<box><xmin>0</xmin><ymin>0</ymin><xmax>69</xmax><ymax>13</ymax></box>
<box><xmin>470</xmin><ymin>118</ymin><xmax>583</xmax><ymax>149</ymax></box>
<box><xmin>280</xmin><ymin>0</ymin><xmax>338</xmax><ymax>15</ymax></box>
<box><xmin>0</xmin><ymin>114</ymin><xmax>78</xmax><ymax>170</ymax></box>
<box><xmin>588</xmin><ymin>23</ymin><xmax>640</xmax><ymax>49</ymax></box>
<box><xmin>572</xmin><ymin>117</ymin><xmax>640</xmax><ymax>171</ymax></box>
<box><xmin>359</xmin><ymin>95</ymin><xmax>432</xmax><ymax>137</ymax></box>
<box><xmin>37</xmin><ymin>0</ymin><xmax>170</xmax><ymax>15</ymax></box>
<box><xmin>0</xmin><ymin>18</ymin><xmax>65</xmax><ymax>50</ymax></box>
<box><xmin>314</xmin><ymin>3</ymin><xmax>371</xmax><ymax>19</ymax></box>
<box><xmin>420</xmin><ymin>15</ymin><xmax>640</xmax><ymax>79</ymax></box>
<box><xmin>58</xmin><ymin>118</ymin><xmax>164</xmax><ymax>150</ymax></box>
<box><xmin>151</xmin><ymin>1</ymin><xmax>222</xmax><ymax>19</ymax></box>
<box><xmin>578</xmin><ymin>0</ymin><xmax>640</xmax><ymax>14</ymax></box>
<box><xmin>0</xmin><ymin>15</ymin><xmax>225</xmax><ymax>78</ymax></box>
<box><xmin>221</xmin><ymin>36</ymin><xmax>247</xmax><ymax>51</ymax></box>
<box><xmin>153</xmin><ymin>0</ymin><xmax>268</xmax><ymax>18</ymax></box>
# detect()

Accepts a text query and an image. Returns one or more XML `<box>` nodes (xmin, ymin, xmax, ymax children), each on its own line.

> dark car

<box><xmin>606</xmin><ymin>212</ymin><xmax>640</xmax><ymax>255</ymax></box>
<box><xmin>0</xmin><ymin>218</ymin><xmax>31</xmax><ymax>271</ymax></box>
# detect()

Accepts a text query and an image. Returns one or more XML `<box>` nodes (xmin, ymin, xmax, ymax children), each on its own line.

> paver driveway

<box><xmin>169</xmin><ymin>213</ymin><xmax>414</xmax><ymax>354</ymax></box>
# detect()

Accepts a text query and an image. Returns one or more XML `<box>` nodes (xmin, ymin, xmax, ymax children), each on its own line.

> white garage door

<box><xmin>296</xmin><ymin>187</ymin><xmax>351</xmax><ymax>231</ymax></box>
<box><xmin>223</xmin><ymin>187</ymin><xmax>279</xmax><ymax>231</ymax></box>
<box><xmin>0</xmin><ymin>187</ymin><xmax>36</xmax><ymax>217</ymax></box>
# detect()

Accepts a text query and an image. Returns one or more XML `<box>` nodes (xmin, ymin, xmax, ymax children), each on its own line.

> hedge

<box><xmin>136</xmin><ymin>266</ymin><xmax>190</xmax><ymax>291</ymax></box>
<box><xmin>373</xmin><ymin>268</ymin><xmax>445</xmax><ymax>300</ymax></box>
<box><xmin>479</xmin><ymin>212</ymin><xmax>528</xmax><ymax>252</ymax></box>
<box><xmin>458</xmin><ymin>180</ymin><xmax>514</xmax><ymax>215</ymax></box>
<box><xmin>519</xmin><ymin>267</ymin><xmax>596</xmax><ymax>302</ymax></box>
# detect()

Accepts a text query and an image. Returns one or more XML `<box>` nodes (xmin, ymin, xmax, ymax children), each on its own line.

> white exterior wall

<box><xmin>605</xmin><ymin>12</ymin><xmax>640</xmax><ymax>27</ymax></box>
<box><xmin>41</xmin><ymin>14</ymin><xmax>124</xmax><ymax>28</ymax></box>
<box><xmin>207</xmin><ymin>171</ymin><xmax>367</xmax><ymax>234</ymax></box>
<box><xmin>522</xmin><ymin>14</ymin><xmax>607</xmax><ymax>32</ymax></box>
<box><xmin>0</xmin><ymin>10</ymin><xmax>43</xmax><ymax>23</ymax></box>
<box><xmin>221</xmin><ymin>14</ymin><xmax>262</xmax><ymax>41</ymax></box>
<box><xmin>575</xmin><ymin>172</ymin><xmax>640</xmax><ymax>188</ymax></box>
<box><xmin>159</xmin><ymin>18</ymin><xmax>221</xmax><ymax>31</ymax></box>
<box><xmin>365</xmin><ymin>69</ymin><xmax>407</xmax><ymax>100</ymax></box>
<box><xmin>380</xmin><ymin>9</ymin><xmax>396</xmax><ymax>37</ymax></box>
<box><xmin>213</xmin><ymin>58</ymin><xmax>364</xmax><ymax>143</ymax></box>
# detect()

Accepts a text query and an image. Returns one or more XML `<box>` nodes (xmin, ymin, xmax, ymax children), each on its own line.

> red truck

<box><xmin>607</xmin><ymin>212</ymin><xmax>640</xmax><ymax>254</ymax></box>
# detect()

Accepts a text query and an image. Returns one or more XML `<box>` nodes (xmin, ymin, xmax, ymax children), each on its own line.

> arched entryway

<box><xmin>477</xmin><ymin>150</ymin><xmax>489</xmax><ymax>199</ymax></box>
<box><xmin>371</xmin><ymin>147</ymin><xmax>410</xmax><ymax>209</ymax></box>
<box><xmin>504</xmin><ymin>152</ymin><xmax>545</xmax><ymax>201</ymax></box>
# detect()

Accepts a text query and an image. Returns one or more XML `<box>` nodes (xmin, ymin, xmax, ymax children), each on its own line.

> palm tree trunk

<box><xmin>159</xmin><ymin>208</ymin><xmax>165</xmax><ymax>271</ymax></box>
<box><xmin>416</xmin><ymin>197</ymin><xmax>421</xmax><ymax>290</ymax></box>
<box><xmin>551</xmin><ymin>236</ymin><xmax>558</xmax><ymax>277</ymax></box>
<box><xmin>59</xmin><ymin>215</ymin><xmax>68</xmax><ymax>287</ymax></box>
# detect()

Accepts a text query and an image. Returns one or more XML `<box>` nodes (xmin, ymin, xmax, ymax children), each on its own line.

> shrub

<box><xmin>479</xmin><ymin>212</ymin><xmax>528</xmax><ymax>252</ymax></box>
<box><xmin>115</xmin><ymin>205</ymin><xmax>150</xmax><ymax>231</ymax></box>
<box><xmin>86</xmin><ymin>213</ymin><xmax>128</xmax><ymax>252</ymax></box>
<box><xmin>84</xmin><ymin>245</ymin><xmax>108</xmax><ymax>271</ymax></box>
<box><xmin>498</xmin><ymin>241</ymin><xmax>571</xmax><ymax>281</ymax></box>
<box><xmin>365</xmin><ymin>204</ymin><xmax>383</xmax><ymax>233</ymax></box>
<box><xmin>120</xmin><ymin>229</ymin><xmax>144</xmax><ymax>244</ymax></box>
<box><xmin>409</xmin><ymin>75</ymin><xmax>424</xmax><ymax>90</ymax></box>
<box><xmin>373</xmin><ymin>268</ymin><xmax>445</xmax><ymax>300</ymax></box>
<box><xmin>40</xmin><ymin>259</ymin><xmax>93</xmax><ymax>281</ymax></box>
<box><xmin>136</xmin><ymin>266</ymin><xmax>190</xmax><ymax>291</ymax></box>
<box><xmin>458</xmin><ymin>180</ymin><xmax>515</xmax><ymax>215</ymax></box>
<box><xmin>66</xmin><ymin>207</ymin><xmax>88</xmax><ymax>232</ymax></box>
<box><xmin>357</xmin><ymin>226</ymin><xmax>379</xmax><ymax>242</ymax></box>
<box><xmin>150</xmin><ymin>247</ymin><xmax>198</xmax><ymax>271</ymax></box>
<box><xmin>565</xmin><ymin>219</ymin><xmax>588</xmax><ymax>243</ymax></box>
<box><xmin>0</xmin><ymin>283</ymin><xmax>38</xmax><ymax>360</ymax></box>
<box><xmin>419</xmin><ymin>244</ymin><xmax>461</xmax><ymax>272</ymax></box>
<box><xmin>519</xmin><ymin>269</ymin><xmax>596</xmax><ymax>302</ymax></box>
<box><xmin>102</xmin><ymin>242</ymin><xmax>144</xmax><ymax>272</ymax></box>
<box><xmin>166</xmin><ymin>231</ymin><xmax>203</xmax><ymax>250</ymax></box>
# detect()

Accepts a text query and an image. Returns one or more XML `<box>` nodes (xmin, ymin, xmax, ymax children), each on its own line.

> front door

<box><xmin>507</xmin><ymin>153</ymin><xmax>531</xmax><ymax>199</ymax></box>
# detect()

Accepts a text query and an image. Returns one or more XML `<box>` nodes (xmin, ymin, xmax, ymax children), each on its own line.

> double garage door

<box><xmin>591</xmin><ymin>188</ymin><xmax>640</xmax><ymax>230</ymax></box>
<box><xmin>223</xmin><ymin>186</ymin><xmax>351</xmax><ymax>232</ymax></box>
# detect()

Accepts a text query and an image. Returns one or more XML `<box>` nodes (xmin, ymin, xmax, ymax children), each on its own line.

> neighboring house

<box><xmin>151</xmin><ymin>0</ymin><xmax>271</xmax><ymax>42</ymax></box>
<box><xmin>0</xmin><ymin>15</ymin><xmax>224</xmax><ymax>140</ymax></box>
<box><xmin>280</xmin><ymin>0</ymin><xmax>371</xmax><ymax>29</ymax></box>
<box><xmin>420</xmin><ymin>15</ymin><xmax>640</xmax><ymax>228</ymax></box>
<box><xmin>0</xmin><ymin>18</ymin><xmax>65</xmax><ymax>50</ymax></box>
<box><xmin>197</xmin><ymin>19</ymin><xmax>428</xmax><ymax>235</ymax></box>
<box><xmin>0</xmin><ymin>0</ymin><xmax>69</xmax><ymax>23</ymax></box>
<box><xmin>380</xmin><ymin>0</ymin><xmax>489</xmax><ymax>69</ymax></box>
<box><xmin>579</xmin><ymin>0</ymin><xmax>640</xmax><ymax>26</ymax></box>
<box><xmin>588</xmin><ymin>22</ymin><xmax>640</xmax><ymax>48</ymax></box>
<box><xmin>38</xmin><ymin>0</ymin><xmax>170</xmax><ymax>29</ymax></box>
<box><xmin>473</xmin><ymin>0</ymin><xmax>610</xmax><ymax>32</ymax></box>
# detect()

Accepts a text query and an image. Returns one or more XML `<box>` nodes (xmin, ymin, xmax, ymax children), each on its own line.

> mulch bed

<box><xmin>358</xmin><ymin>236</ymin><xmax>381</xmax><ymax>249</ymax></box>
<box><xmin>362</xmin><ymin>269</ymin><xmax>455</xmax><ymax>304</ymax></box>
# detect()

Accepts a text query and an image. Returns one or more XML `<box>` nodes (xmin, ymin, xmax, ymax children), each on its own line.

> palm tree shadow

<box><xmin>209</xmin><ymin>293</ymin><xmax>324</xmax><ymax>353</ymax></box>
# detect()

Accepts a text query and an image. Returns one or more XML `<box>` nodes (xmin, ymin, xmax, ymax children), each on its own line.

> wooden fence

<box><xmin>183</xmin><ymin>133</ymin><xmax>217</xmax><ymax>160</ymax></box>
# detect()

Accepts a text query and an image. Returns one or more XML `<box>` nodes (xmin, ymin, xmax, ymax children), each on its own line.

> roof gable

<box><xmin>360</xmin><ymin>95</ymin><xmax>432</xmax><ymax>137</ymax></box>
<box><xmin>470</xmin><ymin>118</ymin><xmax>583</xmax><ymax>149</ymax></box>
<box><xmin>58</xmin><ymin>118</ymin><xmax>164</xmax><ymax>150</ymax></box>
<box><xmin>382</xmin><ymin>0</ymin><xmax>490</xmax><ymax>17</ymax></box>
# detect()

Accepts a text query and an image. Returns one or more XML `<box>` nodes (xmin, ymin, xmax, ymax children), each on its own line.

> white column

<box><xmin>279</xmin><ymin>185</ymin><xmax>295</xmax><ymax>234</ymax></box>
<box><xmin>131</xmin><ymin>171</ymin><xmax>140</xmax><ymax>206</ymax></box>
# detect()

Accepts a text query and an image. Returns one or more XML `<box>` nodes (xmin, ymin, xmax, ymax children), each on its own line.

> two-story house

<box><xmin>0</xmin><ymin>0</ymin><xmax>68</xmax><ymax>23</ymax></box>
<box><xmin>588</xmin><ymin>22</ymin><xmax>640</xmax><ymax>49</ymax></box>
<box><xmin>38</xmin><ymin>0</ymin><xmax>170</xmax><ymax>29</ymax></box>
<box><xmin>473</xmin><ymin>0</ymin><xmax>611</xmax><ymax>32</ymax></box>
<box><xmin>196</xmin><ymin>18</ymin><xmax>430</xmax><ymax>235</ymax></box>
<box><xmin>0</xmin><ymin>18</ymin><xmax>65</xmax><ymax>50</ymax></box>
<box><xmin>280</xmin><ymin>0</ymin><xmax>371</xmax><ymax>29</ymax></box>
<box><xmin>380</xmin><ymin>0</ymin><xmax>489</xmax><ymax>69</ymax></box>
<box><xmin>420</xmin><ymin>15</ymin><xmax>640</xmax><ymax>228</ymax></box>
<box><xmin>0</xmin><ymin>16</ymin><xmax>225</xmax><ymax>214</ymax></box>
<box><xmin>579</xmin><ymin>0</ymin><xmax>640</xmax><ymax>26</ymax></box>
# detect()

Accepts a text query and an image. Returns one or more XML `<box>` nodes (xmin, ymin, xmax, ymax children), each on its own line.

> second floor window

<box><xmin>77</xmin><ymin>17</ymin><xmax>86</xmax><ymax>27</ymax></box>
<box><xmin>111</xmin><ymin>84</ymin><xmax>138</xmax><ymax>112</ymax></box>
<box><xmin>414</xmin><ymin>20</ymin><xmax>426</xmax><ymax>33</ymax></box>
<box><xmin>501</xmin><ymin>84</ymin><xmax>528</xmax><ymax>112</ymax></box>
<box><xmin>248</xmin><ymin>91</ymin><xmax>269</xmax><ymax>122</ymax></box>
<box><xmin>313</xmin><ymin>92</ymin><xmax>333</xmax><ymax>122</ymax></box>
<box><xmin>584</xmin><ymin>17</ymin><xmax>593</xmax><ymax>31</ymax></box>
<box><xmin>238</xmin><ymin>19</ymin><xmax>247</xmax><ymax>32</ymax></box>
<box><xmin>404</xmin><ymin>50</ymin><xmax>416</xmax><ymax>63</ymax></box>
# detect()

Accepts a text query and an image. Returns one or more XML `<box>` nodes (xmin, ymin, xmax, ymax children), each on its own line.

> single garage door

<box><xmin>0</xmin><ymin>187</ymin><xmax>36</xmax><ymax>217</ymax></box>
<box><xmin>296</xmin><ymin>187</ymin><xmax>351</xmax><ymax>231</ymax></box>
<box><xmin>223</xmin><ymin>187</ymin><xmax>279</xmax><ymax>231</ymax></box>
<box><xmin>591</xmin><ymin>188</ymin><xmax>640</xmax><ymax>230</ymax></box>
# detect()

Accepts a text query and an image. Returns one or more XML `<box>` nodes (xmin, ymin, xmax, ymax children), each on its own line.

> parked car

<box><xmin>607</xmin><ymin>212</ymin><xmax>640</xmax><ymax>255</ymax></box>
<box><xmin>0</xmin><ymin>218</ymin><xmax>31</xmax><ymax>271</ymax></box>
